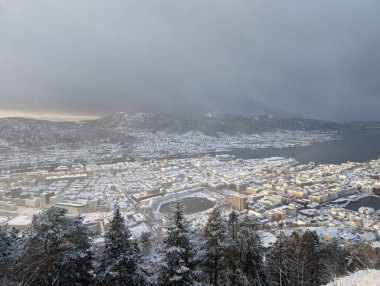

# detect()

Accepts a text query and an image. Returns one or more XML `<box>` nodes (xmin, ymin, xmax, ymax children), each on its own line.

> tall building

<box><xmin>40</xmin><ymin>192</ymin><xmax>55</xmax><ymax>208</ymax></box>
<box><xmin>231</xmin><ymin>194</ymin><xmax>247</xmax><ymax>211</ymax></box>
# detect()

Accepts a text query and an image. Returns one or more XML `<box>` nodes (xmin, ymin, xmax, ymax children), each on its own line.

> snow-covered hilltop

<box><xmin>92</xmin><ymin>112</ymin><xmax>344</xmax><ymax>134</ymax></box>
<box><xmin>0</xmin><ymin>117</ymin><xmax>127</xmax><ymax>148</ymax></box>
<box><xmin>0</xmin><ymin>112</ymin><xmax>378</xmax><ymax>149</ymax></box>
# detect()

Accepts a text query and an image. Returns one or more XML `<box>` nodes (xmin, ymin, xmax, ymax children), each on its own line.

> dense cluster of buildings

<box><xmin>229</xmin><ymin>159</ymin><xmax>380</xmax><ymax>244</ymax></box>
<box><xmin>132</xmin><ymin>130</ymin><xmax>337</xmax><ymax>158</ymax></box>
<box><xmin>0</xmin><ymin>141</ymin><xmax>379</xmax><ymax>245</ymax></box>
<box><xmin>0</xmin><ymin>130</ymin><xmax>336</xmax><ymax>171</ymax></box>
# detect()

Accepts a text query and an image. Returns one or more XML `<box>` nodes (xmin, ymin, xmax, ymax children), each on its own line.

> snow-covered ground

<box><xmin>325</xmin><ymin>269</ymin><xmax>380</xmax><ymax>286</ymax></box>
<box><xmin>259</xmin><ymin>231</ymin><xmax>277</xmax><ymax>247</ymax></box>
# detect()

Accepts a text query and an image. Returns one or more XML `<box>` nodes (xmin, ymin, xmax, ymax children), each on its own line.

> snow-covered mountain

<box><xmin>0</xmin><ymin>112</ymin><xmax>378</xmax><ymax>148</ymax></box>
<box><xmin>89</xmin><ymin>112</ymin><xmax>189</xmax><ymax>133</ymax></box>
<box><xmin>90</xmin><ymin>112</ymin><xmax>346</xmax><ymax>135</ymax></box>
<box><xmin>0</xmin><ymin>117</ymin><xmax>128</xmax><ymax>148</ymax></box>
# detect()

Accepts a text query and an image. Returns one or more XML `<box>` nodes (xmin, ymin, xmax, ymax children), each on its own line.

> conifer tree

<box><xmin>140</xmin><ymin>232</ymin><xmax>152</xmax><ymax>257</ymax></box>
<box><xmin>0</xmin><ymin>225</ymin><xmax>22</xmax><ymax>285</ymax></box>
<box><xmin>19</xmin><ymin>207</ymin><xmax>93</xmax><ymax>286</ymax></box>
<box><xmin>158</xmin><ymin>200</ymin><xmax>202</xmax><ymax>286</ymax></box>
<box><xmin>97</xmin><ymin>205</ymin><xmax>149</xmax><ymax>286</ymax></box>
<box><xmin>202</xmin><ymin>207</ymin><xmax>227</xmax><ymax>286</ymax></box>
<box><xmin>225</xmin><ymin>211</ymin><xmax>245</xmax><ymax>286</ymax></box>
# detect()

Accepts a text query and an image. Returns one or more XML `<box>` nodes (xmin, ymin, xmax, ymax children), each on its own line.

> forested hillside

<box><xmin>0</xmin><ymin>203</ymin><xmax>379</xmax><ymax>286</ymax></box>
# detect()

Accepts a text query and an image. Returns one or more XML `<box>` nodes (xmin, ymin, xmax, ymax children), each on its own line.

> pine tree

<box><xmin>228</xmin><ymin>211</ymin><xmax>239</xmax><ymax>242</ymax></box>
<box><xmin>19</xmin><ymin>207</ymin><xmax>93</xmax><ymax>286</ymax></box>
<box><xmin>96</xmin><ymin>205</ymin><xmax>149</xmax><ymax>286</ymax></box>
<box><xmin>140</xmin><ymin>232</ymin><xmax>152</xmax><ymax>257</ymax></box>
<box><xmin>202</xmin><ymin>207</ymin><xmax>227</xmax><ymax>286</ymax></box>
<box><xmin>0</xmin><ymin>226</ymin><xmax>22</xmax><ymax>285</ymax></box>
<box><xmin>158</xmin><ymin>200</ymin><xmax>202</xmax><ymax>286</ymax></box>
<box><xmin>226</xmin><ymin>211</ymin><xmax>240</xmax><ymax>286</ymax></box>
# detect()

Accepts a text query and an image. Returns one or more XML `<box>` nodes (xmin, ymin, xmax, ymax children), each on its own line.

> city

<box><xmin>1</xmin><ymin>143</ymin><xmax>379</xmax><ymax>248</ymax></box>
<box><xmin>1</xmin><ymin>0</ymin><xmax>380</xmax><ymax>284</ymax></box>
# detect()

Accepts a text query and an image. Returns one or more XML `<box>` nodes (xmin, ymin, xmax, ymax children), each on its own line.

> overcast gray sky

<box><xmin>0</xmin><ymin>0</ymin><xmax>379</xmax><ymax>121</ymax></box>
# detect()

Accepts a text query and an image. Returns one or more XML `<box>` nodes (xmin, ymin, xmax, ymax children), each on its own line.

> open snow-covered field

<box><xmin>325</xmin><ymin>270</ymin><xmax>380</xmax><ymax>286</ymax></box>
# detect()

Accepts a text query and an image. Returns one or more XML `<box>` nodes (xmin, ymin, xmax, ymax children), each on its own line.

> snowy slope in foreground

<box><xmin>325</xmin><ymin>270</ymin><xmax>380</xmax><ymax>286</ymax></box>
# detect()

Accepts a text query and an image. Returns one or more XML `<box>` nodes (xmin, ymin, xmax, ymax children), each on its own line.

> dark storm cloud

<box><xmin>0</xmin><ymin>0</ymin><xmax>379</xmax><ymax>121</ymax></box>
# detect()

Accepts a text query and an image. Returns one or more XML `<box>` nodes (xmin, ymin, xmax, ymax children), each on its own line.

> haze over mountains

<box><xmin>2</xmin><ymin>1</ymin><xmax>380</xmax><ymax>122</ymax></box>
<box><xmin>0</xmin><ymin>112</ymin><xmax>379</xmax><ymax>148</ymax></box>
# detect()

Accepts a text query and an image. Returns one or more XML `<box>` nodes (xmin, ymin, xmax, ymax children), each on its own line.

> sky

<box><xmin>0</xmin><ymin>0</ymin><xmax>379</xmax><ymax>122</ymax></box>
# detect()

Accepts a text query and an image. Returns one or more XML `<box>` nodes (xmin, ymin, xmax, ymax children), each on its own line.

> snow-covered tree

<box><xmin>158</xmin><ymin>200</ymin><xmax>202</xmax><ymax>286</ymax></box>
<box><xmin>224</xmin><ymin>212</ymin><xmax>268</xmax><ymax>286</ymax></box>
<box><xmin>139</xmin><ymin>231</ymin><xmax>152</xmax><ymax>257</ymax></box>
<box><xmin>267</xmin><ymin>232</ymin><xmax>289</xmax><ymax>286</ymax></box>
<box><xmin>301</xmin><ymin>231</ymin><xmax>322</xmax><ymax>286</ymax></box>
<box><xmin>225</xmin><ymin>211</ymin><xmax>241</xmax><ymax>286</ymax></box>
<box><xmin>19</xmin><ymin>207</ymin><xmax>93</xmax><ymax>286</ymax></box>
<box><xmin>0</xmin><ymin>226</ymin><xmax>22</xmax><ymax>285</ymax></box>
<box><xmin>237</xmin><ymin>216</ymin><xmax>268</xmax><ymax>285</ymax></box>
<box><xmin>96</xmin><ymin>205</ymin><xmax>149</xmax><ymax>286</ymax></box>
<box><xmin>319</xmin><ymin>239</ymin><xmax>349</xmax><ymax>284</ymax></box>
<box><xmin>346</xmin><ymin>240</ymin><xmax>379</xmax><ymax>272</ymax></box>
<box><xmin>268</xmin><ymin>230</ymin><xmax>324</xmax><ymax>286</ymax></box>
<box><xmin>202</xmin><ymin>207</ymin><xmax>227</xmax><ymax>286</ymax></box>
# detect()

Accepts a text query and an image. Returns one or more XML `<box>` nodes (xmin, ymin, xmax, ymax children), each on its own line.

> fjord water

<box><xmin>228</xmin><ymin>131</ymin><xmax>380</xmax><ymax>211</ymax></box>
<box><xmin>228</xmin><ymin>131</ymin><xmax>380</xmax><ymax>165</ymax></box>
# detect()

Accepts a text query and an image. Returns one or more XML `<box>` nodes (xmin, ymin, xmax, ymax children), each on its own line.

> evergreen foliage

<box><xmin>0</xmin><ymin>226</ymin><xmax>22</xmax><ymax>285</ymax></box>
<box><xmin>158</xmin><ymin>200</ymin><xmax>202</xmax><ymax>286</ymax></box>
<box><xmin>202</xmin><ymin>207</ymin><xmax>228</xmax><ymax>286</ymax></box>
<box><xmin>96</xmin><ymin>205</ymin><xmax>149</xmax><ymax>286</ymax></box>
<box><xmin>19</xmin><ymin>207</ymin><xmax>93</xmax><ymax>286</ymax></box>
<box><xmin>140</xmin><ymin>232</ymin><xmax>152</xmax><ymax>257</ymax></box>
<box><xmin>0</xmin><ymin>205</ymin><xmax>377</xmax><ymax>286</ymax></box>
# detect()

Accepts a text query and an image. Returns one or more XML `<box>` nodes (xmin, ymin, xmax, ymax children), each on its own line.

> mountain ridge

<box><xmin>0</xmin><ymin>112</ymin><xmax>379</xmax><ymax>148</ymax></box>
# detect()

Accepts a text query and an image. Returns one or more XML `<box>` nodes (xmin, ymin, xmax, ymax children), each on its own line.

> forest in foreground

<box><xmin>0</xmin><ymin>203</ymin><xmax>379</xmax><ymax>286</ymax></box>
